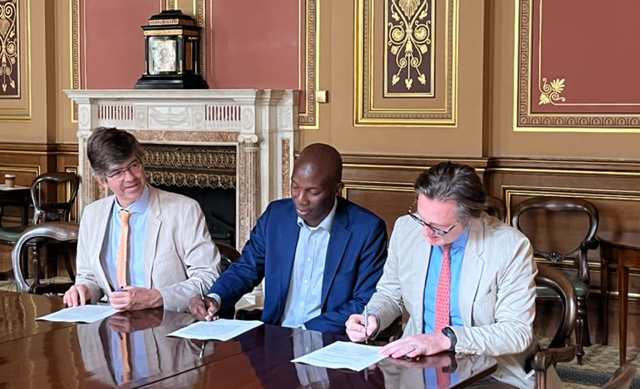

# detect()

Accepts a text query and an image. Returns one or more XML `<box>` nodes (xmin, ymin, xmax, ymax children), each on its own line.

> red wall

<box><xmin>82</xmin><ymin>0</ymin><xmax>299</xmax><ymax>90</ymax></box>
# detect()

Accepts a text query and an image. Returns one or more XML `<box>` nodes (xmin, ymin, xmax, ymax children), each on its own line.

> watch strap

<box><xmin>441</xmin><ymin>326</ymin><xmax>457</xmax><ymax>352</ymax></box>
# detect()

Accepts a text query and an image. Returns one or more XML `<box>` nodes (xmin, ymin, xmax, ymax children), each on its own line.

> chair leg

<box><xmin>575</xmin><ymin>297</ymin><xmax>591</xmax><ymax>365</ymax></box>
<box><xmin>62</xmin><ymin>243</ymin><xmax>75</xmax><ymax>282</ymax></box>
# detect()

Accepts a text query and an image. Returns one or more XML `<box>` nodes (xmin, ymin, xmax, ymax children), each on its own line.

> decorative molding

<box><xmin>298</xmin><ymin>0</ymin><xmax>318</xmax><ymax>128</ymax></box>
<box><xmin>0</xmin><ymin>0</ymin><xmax>19</xmax><ymax>96</ymax></box>
<box><xmin>384</xmin><ymin>0</ymin><xmax>434</xmax><ymax>96</ymax></box>
<box><xmin>355</xmin><ymin>0</ymin><xmax>457</xmax><ymax>125</ymax></box>
<box><xmin>144</xmin><ymin>144</ymin><xmax>236</xmax><ymax>189</ymax></box>
<box><xmin>514</xmin><ymin>0</ymin><xmax>640</xmax><ymax>131</ymax></box>
<box><xmin>0</xmin><ymin>0</ymin><xmax>30</xmax><ymax>120</ymax></box>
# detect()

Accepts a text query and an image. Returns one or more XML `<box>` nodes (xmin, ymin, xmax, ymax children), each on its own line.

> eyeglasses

<box><xmin>106</xmin><ymin>160</ymin><xmax>143</xmax><ymax>182</ymax></box>
<box><xmin>407</xmin><ymin>200</ymin><xmax>460</xmax><ymax>236</ymax></box>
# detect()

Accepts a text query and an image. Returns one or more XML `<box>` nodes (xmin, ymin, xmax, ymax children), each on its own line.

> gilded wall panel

<box><xmin>0</xmin><ymin>0</ymin><xmax>30</xmax><ymax>119</ymax></box>
<box><xmin>356</xmin><ymin>0</ymin><xmax>457</xmax><ymax>126</ymax></box>
<box><xmin>515</xmin><ymin>0</ymin><xmax>640</xmax><ymax>131</ymax></box>
<box><xmin>298</xmin><ymin>0</ymin><xmax>319</xmax><ymax>128</ymax></box>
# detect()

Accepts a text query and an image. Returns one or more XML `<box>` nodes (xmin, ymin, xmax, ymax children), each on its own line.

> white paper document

<box><xmin>36</xmin><ymin>305</ymin><xmax>119</xmax><ymax>323</ymax></box>
<box><xmin>167</xmin><ymin>319</ymin><xmax>263</xmax><ymax>341</ymax></box>
<box><xmin>291</xmin><ymin>341</ymin><xmax>385</xmax><ymax>371</ymax></box>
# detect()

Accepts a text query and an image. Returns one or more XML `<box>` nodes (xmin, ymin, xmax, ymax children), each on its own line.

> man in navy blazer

<box><xmin>190</xmin><ymin>143</ymin><xmax>388</xmax><ymax>334</ymax></box>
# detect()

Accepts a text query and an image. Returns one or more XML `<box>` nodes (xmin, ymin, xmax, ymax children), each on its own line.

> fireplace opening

<box><xmin>153</xmin><ymin>185</ymin><xmax>236</xmax><ymax>247</ymax></box>
<box><xmin>143</xmin><ymin>144</ymin><xmax>237</xmax><ymax>247</ymax></box>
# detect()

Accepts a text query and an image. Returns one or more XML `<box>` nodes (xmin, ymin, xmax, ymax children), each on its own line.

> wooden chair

<box><xmin>214</xmin><ymin>241</ymin><xmax>241</xmax><ymax>319</ymax></box>
<box><xmin>600</xmin><ymin>363</ymin><xmax>637</xmax><ymax>389</ymax></box>
<box><xmin>533</xmin><ymin>265</ymin><xmax>577</xmax><ymax>389</ymax></box>
<box><xmin>512</xmin><ymin>196</ymin><xmax>599</xmax><ymax>364</ymax></box>
<box><xmin>215</xmin><ymin>241</ymin><xmax>240</xmax><ymax>274</ymax></box>
<box><xmin>535</xmin><ymin>350</ymin><xmax>637</xmax><ymax>389</ymax></box>
<box><xmin>484</xmin><ymin>195</ymin><xmax>507</xmax><ymax>222</ymax></box>
<box><xmin>11</xmin><ymin>222</ymin><xmax>78</xmax><ymax>294</ymax></box>
<box><xmin>0</xmin><ymin>172</ymin><xmax>79</xmax><ymax>285</ymax></box>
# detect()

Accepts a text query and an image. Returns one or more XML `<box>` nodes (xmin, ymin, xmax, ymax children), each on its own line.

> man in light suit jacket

<box><xmin>346</xmin><ymin>162</ymin><xmax>562</xmax><ymax>389</ymax></box>
<box><xmin>190</xmin><ymin>143</ymin><xmax>388</xmax><ymax>334</ymax></box>
<box><xmin>63</xmin><ymin>127</ymin><xmax>219</xmax><ymax>312</ymax></box>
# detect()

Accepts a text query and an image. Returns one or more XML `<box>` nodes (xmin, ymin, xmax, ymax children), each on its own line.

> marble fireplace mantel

<box><xmin>64</xmin><ymin>89</ymin><xmax>299</xmax><ymax>251</ymax></box>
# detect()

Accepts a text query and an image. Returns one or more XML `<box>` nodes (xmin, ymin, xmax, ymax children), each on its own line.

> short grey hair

<box><xmin>87</xmin><ymin>127</ymin><xmax>145</xmax><ymax>179</ymax></box>
<box><xmin>414</xmin><ymin>161</ymin><xmax>486</xmax><ymax>221</ymax></box>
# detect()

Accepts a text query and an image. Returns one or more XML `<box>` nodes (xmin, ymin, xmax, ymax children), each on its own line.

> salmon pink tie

<box><xmin>434</xmin><ymin>243</ymin><xmax>452</xmax><ymax>389</ymax></box>
<box><xmin>116</xmin><ymin>209</ymin><xmax>131</xmax><ymax>288</ymax></box>
<box><xmin>434</xmin><ymin>243</ymin><xmax>451</xmax><ymax>331</ymax></box>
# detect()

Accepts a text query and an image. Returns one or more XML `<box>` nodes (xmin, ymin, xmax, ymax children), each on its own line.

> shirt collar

<box><xmin>451</xmin><ymin>225</ymin><xmax>470</xmax><ymax>251</ymax></box>
<box><xmin>114</xmin><ymin>184</ymin><xmax>150</xmax><ymax>214</ymax></box>
<box><xmin>296</xmin><ymin>198</ymin><xmax>338</xmax><ymax>232</ymax></box>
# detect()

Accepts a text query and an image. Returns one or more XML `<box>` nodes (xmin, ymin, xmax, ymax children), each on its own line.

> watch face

<box><xmin>149</xmin><ymin>37</ymin><xmax>177</xmax><ymax>74</ymax></box>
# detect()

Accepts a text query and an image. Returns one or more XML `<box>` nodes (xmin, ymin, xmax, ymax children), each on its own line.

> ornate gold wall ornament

<box><xmin>0</xmin><ymin>0</ymin><xmax>18</xmax><ymax>95</ymax></box>
<box><xmin>538</xmin><ymin>77</ymin><xmax>565</xmax><ymax>105</ymax></box>
<box><xmin>385</xmin><ymin>0</ymin><xmax>433</xmax><ymax>94</ymax></box>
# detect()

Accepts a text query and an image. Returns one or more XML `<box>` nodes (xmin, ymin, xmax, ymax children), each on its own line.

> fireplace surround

<box><xmin>64</xmin><ymin>89</ymin><xmax>299</xmax><ymax>252</ymax></box>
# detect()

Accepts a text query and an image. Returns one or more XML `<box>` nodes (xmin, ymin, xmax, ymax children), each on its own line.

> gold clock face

<box><xmin>149</xmin><ymin>38</ymin><xmax>177</xmax><ymax>74</ymax></box>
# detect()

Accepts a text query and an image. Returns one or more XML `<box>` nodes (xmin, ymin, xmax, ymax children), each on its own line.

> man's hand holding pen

<box><xmin>345</xmin><ymin>309</ymin><xmax>377</xmax><ymax>344</ymax></box>
<box><xmin>189</xmin><ymin>286</ymin><xmax>220</xmax><ymax>322</ymax></box>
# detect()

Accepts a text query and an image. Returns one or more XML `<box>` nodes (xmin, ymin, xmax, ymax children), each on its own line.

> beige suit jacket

<box><xmin>368</xmin><ymin>213</ymin><xmax>562</xmax><ymax>389</ymax></box>
<box><xmin>75</xmin><ymin>186</ymin><xmax>220</xmax><ymax>311</ymax></box>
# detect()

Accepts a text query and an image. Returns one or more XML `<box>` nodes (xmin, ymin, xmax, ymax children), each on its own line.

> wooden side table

<box><xmin>0</xmin><ymin>184</ymin><xmax>30</xmax><ymax>227</ymax></box>
<box><xmin>598</xmin><ymin>231</ymin><xmax>640</xmax><ymax>365</ymax></box>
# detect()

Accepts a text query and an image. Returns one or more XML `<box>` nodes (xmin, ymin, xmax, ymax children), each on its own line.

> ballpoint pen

<box><xmin>363</xmin><ymin>305</ymin><xmax>369</xmax><ymax>344</ymax></box>
<box><xmin>199</xmin><ymin>284</ymin><xmax>212</xmax><ymax>322</ymax></box>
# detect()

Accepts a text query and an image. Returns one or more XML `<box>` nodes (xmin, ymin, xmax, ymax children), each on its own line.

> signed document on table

<box><xmin>167</xmin><ymin>319</ymin><xmax>263</xmax><ymax>341</ymax></box>
<box><xmin>36</xmin><ymin>305</ymin><xmax>119</xmax><ymax>323</ymax></box>
<box><xmin>291</xmin><ymin>341</ymin><xmax>384</xmax><ymax>371</ymax></box>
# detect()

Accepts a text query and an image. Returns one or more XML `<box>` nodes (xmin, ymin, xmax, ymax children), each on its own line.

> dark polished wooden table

<box><xmin>598</xmin><ymin>231</ymin><xmax>640</xmax><ymax>365</ymax></box>
<box><xmin>0</xmin><ymin>291</ymin><xmax>497</xmax><ymax>389</ymax></box>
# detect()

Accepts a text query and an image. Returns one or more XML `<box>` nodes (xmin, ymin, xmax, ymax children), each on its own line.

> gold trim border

<box><xmin>0</xmin><ymin>0</ymin><xmax>32</xmax><ymax>120</ymax></box>
<box><xmin>513</xmin><ymin>0</ymin><xmax>640</xmax><ymax>132</ymax></box>
<box><xmin>298</xmin><ymin>0</ymin><xmax>319</xmax><ymax>129</ymax></box>
<box><xmin>355</xmin><ymin>0</ymin><xmax>458</xmax><ymax>126</ymax></box>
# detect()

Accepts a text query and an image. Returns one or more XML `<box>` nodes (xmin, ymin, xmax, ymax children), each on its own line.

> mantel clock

<box><xmin>134</xmin><ymin>10</ymin><xmax>208</xmax><ymax>89</ymax></box>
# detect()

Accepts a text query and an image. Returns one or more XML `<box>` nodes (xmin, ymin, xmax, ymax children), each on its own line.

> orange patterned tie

<box><xmin>116</xmin><ymin>209</ymin><xmax>132</xmax><ymax>382</ymax></box>
<box><xmin>116</xmin><ymin>209</ymin><xmax>131</xmax><ymax>289</ymax></box>
<box><xmin>118</xmin><ymin>332</ymin><xmax>132</xmax><ymax>383</ymax></box>
<box><xmin>434</xmin><ymin>243</ymin><xmax>452</xmax><ymax>389</ymax></box>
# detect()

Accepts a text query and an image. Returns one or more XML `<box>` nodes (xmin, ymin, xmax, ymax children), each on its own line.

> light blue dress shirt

<box><xmin>108</xmin><ymin>328</ymin><xmax>148</xmax><ymax>384</ymax></box>
<box><xmin>279</xmin><ymin>199</ymin><xmax>337</xmax><ymax>328</ymax></box>
<box><xmin>423</xmin><ymin>227</ymin><xmax>470</xmax><ymax>333</ymax></box>
<box><xmin>103</xmin><ymin>185</ymin><xmax>150</xmax><ymax>289</ymax></box>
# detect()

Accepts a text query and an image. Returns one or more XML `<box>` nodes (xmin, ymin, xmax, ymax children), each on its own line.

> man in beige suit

<box><xmin>346</xmin><ymin>162</ymin><xmax>561</xmax><ymax>389</ymax></box>
<box><xmin>63</xmin><ymin>127</ymin><xmax>219</xmax><ymax>312</ymax></box>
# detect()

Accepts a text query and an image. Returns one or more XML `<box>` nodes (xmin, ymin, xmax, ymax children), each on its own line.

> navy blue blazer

<box><xmin>210</xmin><ymin>196</ymin><xmax>388</xmax><ymax>334</ymax></box>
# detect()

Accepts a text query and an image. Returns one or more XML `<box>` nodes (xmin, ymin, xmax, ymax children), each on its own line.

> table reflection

<box><xmin>76</xmin><ymin>309</ymin><xmax>209</xmax><ymax>388</ymax></box>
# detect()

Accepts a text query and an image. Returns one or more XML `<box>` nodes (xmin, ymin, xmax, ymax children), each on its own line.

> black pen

<box><xmin>200</xmin><ymin>284</ymin><xmax>212</xmax><ymax>321</ymax></box>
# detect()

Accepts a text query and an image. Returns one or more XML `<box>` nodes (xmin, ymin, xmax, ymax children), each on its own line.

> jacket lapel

<box><xmin>93</xmin><ymin>198</ymin><xmax>115</xmax><ymax>291</ymax></box>
<box><xmin>275</xmin><ymin>204</ymin><xmax>300</xmax><ymax>311</ymax></box>
<box><xmin>144</xmin><ymin>188</ymin><xmax>161</xmax><ymax>288</ymax></box>
<box><xmin>458</xmin><ymin>218</ymin><xmax>485</xmax><ymax>326</ymax></box>
<box><xmin>320</xmin><ymin>199</ymin><xmax>350</xmax><ymax>307</ymax></box>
